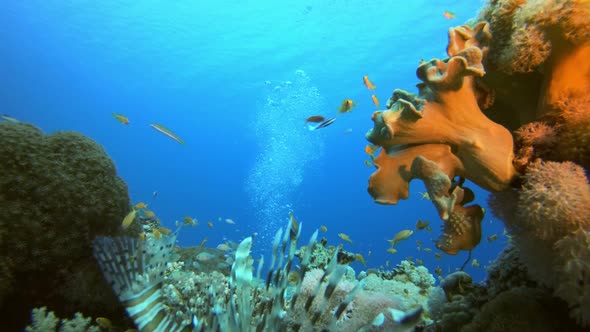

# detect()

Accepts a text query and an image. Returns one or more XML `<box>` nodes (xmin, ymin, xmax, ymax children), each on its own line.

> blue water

<box><xmin>1</xmin><ymin>0</ymin><xmax>504</xmax><ymax>282</ymax></box>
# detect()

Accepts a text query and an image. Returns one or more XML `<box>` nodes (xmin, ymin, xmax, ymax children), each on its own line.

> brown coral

<box><xmin>0</xmin><ymin>122</ymin><xmax>130</xmax><ymax>329</ymax></box>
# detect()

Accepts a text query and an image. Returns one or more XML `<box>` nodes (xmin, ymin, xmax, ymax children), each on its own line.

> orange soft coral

<box><xmin>366</xmin><ymin>23</ymin><xmax>516</xmax><ymax>254</ymax></box>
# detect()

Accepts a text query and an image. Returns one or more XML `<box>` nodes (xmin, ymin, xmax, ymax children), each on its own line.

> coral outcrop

<box><xmin>366</xmin><ymin>22</ymin><xmax>516</xmax><ymax>255</ymax></box>
<box><xmin>366</xmin><ymin>0</ymin><xmax>590</xmax><ymax>327</ymax></box>
<box><xmin>0</xmin><ymin>122</ymin><xmax>130</xmax><ymax>330</ymax></box>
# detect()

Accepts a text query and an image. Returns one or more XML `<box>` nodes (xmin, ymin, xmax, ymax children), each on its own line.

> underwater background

<box><xmin>0</xmin><ymin>0</ymin><xmax>504</xmax><ymax>284</ymax></box>
<box><xmin>1</xmin><ymin>0</ymin><xmax>507</xmax><ymax>292</ymax></box>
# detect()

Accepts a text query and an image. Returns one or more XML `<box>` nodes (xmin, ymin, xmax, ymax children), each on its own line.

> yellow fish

<box><xmin>112</xmin><ymin>113</ymin><xmax>130</xmax><ymax>125</ymax></box>
<box><xmin>387</xmin><ymin>230</ymin><xmax>414</xmax><ymax>246</ymax></box>
<box><xmin>338</xmin><ymin>99</ymin><xmax>357</xmax><ymax>114</ymax></box>
<box><xmin>134</xmin><ymin>202</ymin><xmax>147</xmax><ymax>209</ymax></box>
<box><xmin>355</xmin><ymin>253</ymin><xmax>366</xmax><ymax>266</ymax></box>
<box><xmin>153</xmin><ymin>228</ymin><xmax>161</xmax><ymax>239</ymax></box>
<box><xmin>387</xmin><ymin>247</ymin><xmax>398</xmax><ymax>254</ymax></box>
<box><xmin>183</xmin><ymin>216</ymin><xmax>196</xmax><ymax>225</ymax></box>
<box><xmin>423</xmin><ymin>248</ymin><xmax>432</xmax><ymax>253</ymax></box>
<box><xmin>338</xmin><ymin>233</ymin><xmax>353</xmax><ymax>243</ymax></box>
<box><xmin>320</xmin><ymin>225</ymin><xmax>328</xmax><ymax>232</ymax></box>
<box><xmin>365</xmin><ymin>144</ymin><xmax>378</xmax><ymax>156</ymax></box>
<box><xmin>363</xmin><ymin>75</ymin><xmax>377</xmax><ymax>90</ymax></box>
<box><xmin>207</xmin><ymin>221</ymin><xmax>214</xmax><ymax>229</ymax></box>
<box><xmin>142</xmin><ymin>209</ymin><xmax>156</xmax><ymax>218</ymax></box>
<box><xmin>121</xmin><ymin>209</ymin><xmax>137</xmax><ymax>229</ymax></box>
<box><xmin>472</xmin><ymin>259</ymin><xmax>480</xmax><ymax>267</ymax></box>
<box><xmin>371</xmin><ymin>94</ymin><xmax>380</xmax><ymax>108</ymax></box>
<box><xmin>139</xmin><ymin>233</ymin><xmax>146</xmax><ymax>241</ymax></box>
<box><xmin>487</xmin><ymin>234</ymin><xmax>498</xmax><ymax>242</ymax></box>
<box><xmin>364</xmin><ymin>160</ymin><xmax>373</xmax><ymax>167</ymax></box>
<box><xmin>199</xmin><ymin>237</ymin><xmax>208</xmax><ymax>247</ymax></box>
<box><xmin>158</xmin><ymin>227</ymin><xmax>172</xmax><ymax>235</ymax></box>
<box><xmin>216</xmin><ymin>243</ymin><xmax>231</xmax><ymax>251</ymax></box>
<box><xmin>418</xmin><ymin>192</ymin><xmax>430</xmax><ymax>200</ymax></box>
<box><xmin>95</xmin><ymin>317</ymin><xmax>112</xmax><ymax>329</ymax></box>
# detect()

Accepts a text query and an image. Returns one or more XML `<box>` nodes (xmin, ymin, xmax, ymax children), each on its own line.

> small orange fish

<box><xmin>355</xmin><ymin>253</ymin><xmax>366</xmax><ymax>266</ymax></box>
<box><xmin>142</xmin><ymin>209</ymin><xmax>156</xmax><ymax>218</ymax></box>
<box><xmin>153</xmin><ymin>228</ymin><xmax>161</xmax><ymax>239</ymax></box>
<box><xmin>112</xmin><ymin>113</ymin><xmax>130</xmax><ymax>124</ymax></box>
<box><xmin>365</xmin><ymin>144</ymin><xmax>378</xmax><ymax>156</ymax></box>
<box><xmin>371</xmin><ymin>94</ymin><xmax>380</xmax><ymax>108</ymax></box>
<box><xmin>134</xmin><ymin>202</ymin><xmax>147</xmax><ymax>209</ymax></box>
<box><xmin>443</xmin><ymin>10</ymin><xmax>456</xmax><ymax>19</ymax></box>
<box><xmin>158</xmin><ymin>227</ymin><xmax>172</xmax><ymax>235</ymax></box>
<box><xmin>363</xmin><ymin>75</ymin><xmax>376</xmax><ymax>90</ymax></box>
<box><xmin>338</xmin><ymin>99</ymin><xmax>357</xmax><ymax>114</ymax></box>
<box><xmin>305</xmin><ymin>115</ymin><xmax>326</xmax><ymax>123</ymax></box>
<box><xmin>207</xmin><ymin>221</ymin><xmax>214</xmax><ymax>229</ymax></box>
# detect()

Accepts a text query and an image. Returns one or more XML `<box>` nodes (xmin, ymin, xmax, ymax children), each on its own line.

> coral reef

<box><xmin>94</xmin><ymin>219</ymin><xmax>431</xmax><ymax>331</ymax></box>
<box><xmin>0</xmin><ymin>122</ymin><xmax>131</xmax><ymax>330</ymax></box>
<box><xmin>366</xmin><ymin>0</ymin><xmax>590</xmax><ymax>328</ymax></box>
<box><xmin>25</xmin><ymin>307</ymin><xmax>99</xmax><ymax>332</ymax></box>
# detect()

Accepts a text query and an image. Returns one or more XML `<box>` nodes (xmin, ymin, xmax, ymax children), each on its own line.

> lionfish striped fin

<box><xmin>93</xmin><ymin>234</ymin><xmax>192</xmax><ymax>332</ymax></box>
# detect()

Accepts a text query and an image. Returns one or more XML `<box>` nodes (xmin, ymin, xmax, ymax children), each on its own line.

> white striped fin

<box><xmin>93</xmin><ymin>233</ymin><xmax>191</xmax><ymax>332</ymax></box>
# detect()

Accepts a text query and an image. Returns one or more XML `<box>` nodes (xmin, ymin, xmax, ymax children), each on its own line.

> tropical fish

<box><xmin>95</xmin><ymin>317</ymin><xmax>112</xmax><ymax>329</ymax></box>
<box><xmin>153</xmin><ymin>228</ymin><xmax>161</xmax><ymax>239</ymax></box>
<box><xmin>434</xmin><ymin>266</ymin><xmax>443</xmax><ymax>275</ymax></box>
<box><xmin>443</xmin><ymin>10</ymin><xmax>456</xmax><ymax>19</ymax></box>
<box><xmin>112</xmin><ymin>113</ymin><xmax>130</xmax><ymax>125</ymax></box>
<box><xmin>363</xmin><ymin>75</ymin><xmax>376</xmax><ymax>90</ymax></box>
<box><xmin>134</xmin><ymin>202</ymin><xmax>147</xmax><ymax>209</ymax></box>
<box><xmin>225</xmin><ymin>218</ymin><xmax>235</xmax><ymax>225</ymax></box>
<box><xmin>418</xmin><ymin>192</ymin><xmax>430</xmax><ymax>200</ymax></box>
<box><xmin>423</xmin><ymin>248</ymin><xmax>432</xmax><ymax>253</ymax></box>
<box><xmin>416</xmin><ymin>259</ymin><xmax>423</xmax><ymax>266</ymax></box>
<box><xmin>337</xmin><ymin>99</ymin><xmax>357</xmax><ymax>114</ymax></box>
<box><xmin>307</xmin><ymin>117</ymin><xmax>336</xmax><ymax>131</ymax></box>
<box><xmin>416</xmin><ymin>219</ymin><xmax>433</xmax><ymax>232</ymax></box>
<box><xmin>355</xmin><ymin>253</ymin><xmax>366</xmax><ymax>266</ymax></box>
<box><xmin>199</xmin><ymin>237</ymin><xmax>208</xmax><ymax>247</ymax></box>
<box><xmin>387</xmin><ymin>230</ymin><xmax>414</xmax><ymax>246</ymax></box>
<box><xmin>472</xmin><ymin>259</ymin><xmax>480</xmax><ymax>267</ymax></box>
<box><xmin>93</xmin><ymin>233</ymin><xmax>186</xmax><ymax>332</ymax></box>
<box><xmin>207</xmin><ymin>221</ymin><xmax>214</xmax><ymax>229</ymax></box>
<box><xmin>158</xmin><ymin>227</ymin><xmax>172</xmax><ymax>235</ymax></box>
<box><xmin>387</xmin><ymin>247</ymin><xmax>398</xmax><ymax>254</ymax></box>
<box><xmin>0</xmin><ymin>114</ymin><xmax>19</xmax><ymax>123</ymax></box>
<box><xmin>364</xmin><ymin>160</ymin><xmax>373</xmax><ymax>167</ymax></box>
<box><xmin>138</xmin><ymin>233</ymin><xmax>146</xmax><ymax>241</ymax></box>
<box><xmin>434</xmin><ymin>253</ymin><xmax>442</xmax><ymax>260</ymax></box>
<box><xmin>305</xmin><ymin>115</ymin><xmax>326</xmax><ymax>123</ymax></box>
<box><xmin>385</xmin><ymin>260</ymin><xmax>390</xmax><ymax>267</ymax></box>
<box><xmin>338</xmin><ymin>233</ymin><xmax>353</xmax><ymax>243</ymax></box>
<box><xmin>487</xmin><ymin>234</ymin><xmax>498</xmax><ymax>242</ymax></box>
<box><xmin>320</xmin><ymin>225</ymin><xmax>328</xmax><ymax>232</ymax></box>
<box><xmin>183</xmin><ymin>216</ymin><xmax>195</xmax><ymax>225</ymax></box>
<box><xmin>142</xmin><ymin>209</ymin><xmax>156</xmax><ymax>218</ymax></box>
<box><xmin>371</xmin><ymin>94</ymin><xmax>380</xmax><ymax>108</ymax></box>
<box><xmin>216</xmin><ymin>243</ymin><xmax>231</xmax><ymax>251</ymax></box>
<box><xmin>149</xmin><ymin>123</ymin><xmax>185</xmax><ymax>144</ymax></box>
<box><xmin>365</xmin><ymin>144</ymin><xmax>378</xmax><ymax>156</ymax></box>
<box><xmin>121</xmin><ymin>209</ymin><xmax>137</xmax><ymax>229</ymax></box>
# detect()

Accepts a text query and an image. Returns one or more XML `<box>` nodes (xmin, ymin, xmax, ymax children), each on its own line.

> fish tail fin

<box><xmin>93</xmin><ymin>234</ymin><xmax>192</xmax><ymax>332</ymax></box>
